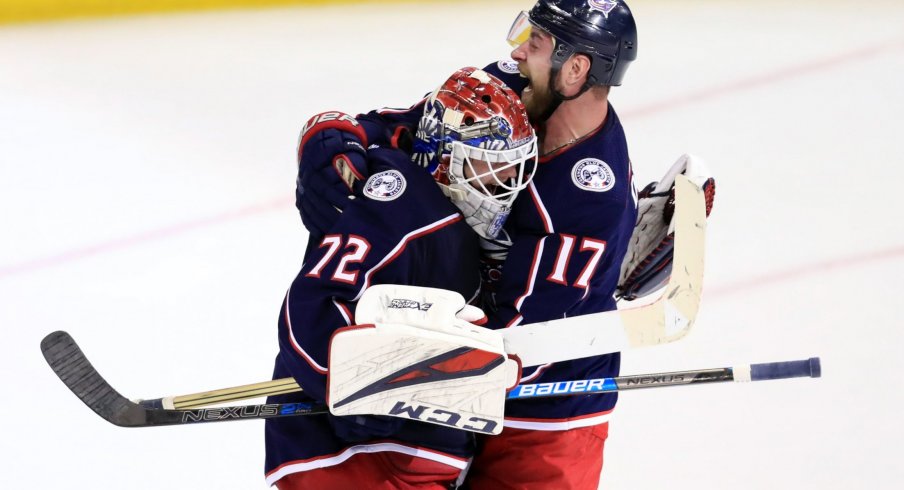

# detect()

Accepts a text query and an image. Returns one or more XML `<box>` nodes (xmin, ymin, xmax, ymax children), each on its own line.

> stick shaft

<box><xmin>141</xmin><ymin>358</ymin><xmax>821</xmax><ymax>409</ymax></box>
<box><xmin>508</xmin><ymin>358</ymin><xmax>820</xmax><ymax>399</ymax></box>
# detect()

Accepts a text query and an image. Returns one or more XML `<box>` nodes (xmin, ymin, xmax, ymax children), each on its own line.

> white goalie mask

<box><xmin>412</xmin><ymin>67</ymin><xmax>538</xmax><ymax>239</ymax></box>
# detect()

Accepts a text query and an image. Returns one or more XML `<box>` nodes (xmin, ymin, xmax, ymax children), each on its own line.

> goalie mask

<box><xmin>412</xmin><ymin>67</ymin><xmax>538</xmax><ymax>240</ymax></box>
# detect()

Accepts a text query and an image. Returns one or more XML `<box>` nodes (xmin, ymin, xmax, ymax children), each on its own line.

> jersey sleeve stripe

<box><xmin>504</xmin><ymin>314</ymin><xmax>523</xmax><ymax>329</ymax></box>
<box><xmin>284</xmin><ymin>286</ymin><xmax>329</xmax><ymax>374</ymax></box>
<box><xmin>332</xmin><ymin>299</ymin><xmax>353</xmax><ymax>325</ymax></box>
<box><xmin>519</xmin><ymin>363</ymin><xmax>552</xmax><ymax>383</ymax></box>
<box><xmin>353</xmin><ymin>214</ymin><xmax>463</xmax><ymax>301</ymax></box>
<box><xmin>512</xmin><ymin>237</ymin><xmax>546</xmax><ymax>314</ymax></box>
<box><xmin>528</xmin><ymin>181</ymin><xmax>554</xmax><ymax>234</ymax></box>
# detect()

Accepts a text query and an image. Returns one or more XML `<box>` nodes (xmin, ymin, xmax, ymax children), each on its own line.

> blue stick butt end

<box><xmin>750</xmin><ymin>357</ymin><xmax>822</xmax><ymax>381</ymax></box>
<box><xmin>808</xmin><ymin>357</ymin><xmax>822</xmax><ymax>378</ymax></box>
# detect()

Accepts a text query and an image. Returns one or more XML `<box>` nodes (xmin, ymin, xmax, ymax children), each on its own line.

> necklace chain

<box><xmin>539</xmin><ymin>119</ymin><xmax>605</xmax><ymax>157</ymax></box>
<box><xmin>541</xmin><ymin>137</ymin><xmax>578</xmax><ymax>157</ymax></box>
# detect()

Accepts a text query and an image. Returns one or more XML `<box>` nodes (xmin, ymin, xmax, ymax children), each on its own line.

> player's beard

<box><xmin>521</xmin><ymin>72</ymin><xmax>557</xmax><ymax>122</ymax></box>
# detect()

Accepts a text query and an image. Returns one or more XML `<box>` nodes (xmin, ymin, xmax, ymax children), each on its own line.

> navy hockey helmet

<box><xmin>507</xmin><ymin>0</ymin><xmax>638</xmax><ymax>86</ymax></box>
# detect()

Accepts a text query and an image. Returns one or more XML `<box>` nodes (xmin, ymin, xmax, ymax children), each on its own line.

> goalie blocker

<box><xmin>327</xmin><ymin>285</ymin><xmax>521</xmax><ymax>435</ymax></box>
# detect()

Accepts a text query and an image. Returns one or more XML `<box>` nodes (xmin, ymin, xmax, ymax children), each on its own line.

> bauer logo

<box><xmin>572</xmin><ymin>158</ymin><xmax>616</xmax><ymax>192</ymax></box>
<box><xmin>514</xmin><ymin>378</ymin><xmax>615</xmax><ymax>397</ymax></box>
<box><xmin>364</xmin><ymin>170</ymin><xmax>406</xmax><ymax>201</ymax></box>
<box><xmin>587</xmin><ymin>0</ymin><xmax>619</xmax><ymax>19</ymax></box>
<box><xmin>497</xmin><ymin>59</ymin><xmax>520</xmax><ymax>74</ymax></box>
<box><xmin>300</xmin><ymin>111</ymin><xmax>359</xmax><ymax>142</ymax></box>
<box><xmin>388</xmin><ymin>299</ymin><xmax>433</xmax><ymax>311</ymax></box>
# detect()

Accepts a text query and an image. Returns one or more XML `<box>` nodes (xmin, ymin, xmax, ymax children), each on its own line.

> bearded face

<box><xmin>521</xmin><ymin>68</ymin><xmax>557</xmax><ymax>122</ymax></box>
<box><xmin>511</xmin><ymin>28</ymin><xmax>558</xmax><ymax>122</ymax></box>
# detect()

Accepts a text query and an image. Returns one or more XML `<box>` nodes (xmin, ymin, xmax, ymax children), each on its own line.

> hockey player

<box><xmin>293</xmin><ymin>2</ymin><xmax>640</xmax><ymax>488</ymax></box>
<box><xmin>265</xmin><ymin>67</ymin><xmax>538</xmax><ymax>489</ymax></box>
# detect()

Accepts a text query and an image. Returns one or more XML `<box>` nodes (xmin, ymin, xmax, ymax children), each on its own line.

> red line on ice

<box><xmin>0</xmin><ymin>197</ymin><xmax>292</xmax><ymax>278</ymax></box>
<box><xmin>708</xmin><ymin>245</ymin><xmax>904</xmax><ymax>297</ymax></box>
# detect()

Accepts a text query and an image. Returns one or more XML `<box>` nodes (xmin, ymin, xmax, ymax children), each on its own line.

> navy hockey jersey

<box><xmin>264</xmin><ymin>146</ymin><xmax>482</xmax><ymax>484</ymax></box>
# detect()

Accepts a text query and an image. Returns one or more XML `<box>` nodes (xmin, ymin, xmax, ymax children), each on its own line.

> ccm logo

<box><xmin>388</xmin><ymin>402</ymin><xmax>497</xmax><ymax>434</ymax></box>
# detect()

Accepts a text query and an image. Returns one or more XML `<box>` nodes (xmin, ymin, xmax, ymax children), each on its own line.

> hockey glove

<box><xmin>296</xmin><ymin>112</ymin><xmax>370</xmax><ymax>236</ymax></box>
<box><xmin>617</xmin><ymin>154</ymin><xmax>716</xmax><ymax>301</ymax></box>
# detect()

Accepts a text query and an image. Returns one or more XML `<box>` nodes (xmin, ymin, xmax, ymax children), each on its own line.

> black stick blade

<box><xmin>41</xmin><ymin>331</ymin><xmax>327</xmax><ymax>428</ymax></box>
<box><xmin>41</xmin><ymin>330</ymin><xmax>152</xmax><ymax>427</ymax></box>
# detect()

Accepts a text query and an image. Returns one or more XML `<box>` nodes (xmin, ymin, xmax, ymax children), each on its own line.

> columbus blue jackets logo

<box><xmin>588</xmin><ymin>0</ymin><xmax>618</xmax><ymax>18</ymax></box>
<box><xmin>572</xmin><ymin>158</ymin><xmax>616</xmax><ymax>192</ymax></box>
<box><xmin>497</xmin><ymin>59</ymin><xmax>520</xmax><ymax>75</ymax></box>
<box><xmin>364</xmin><ymin>170</ymin><xmax>406</xmax><ymax>201</ymax></box>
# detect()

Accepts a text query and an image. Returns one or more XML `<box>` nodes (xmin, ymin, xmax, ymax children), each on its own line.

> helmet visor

<box><xmin>506</xmin><ymin>11</ymin><xmax>533</xmax><ymax>48</ymax></box>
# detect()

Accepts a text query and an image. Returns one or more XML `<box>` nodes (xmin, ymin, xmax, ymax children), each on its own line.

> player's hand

<box><xmin>296</xmin><ymin>115</ymin><xmax>370</xmax><ymax>236</ymax></box>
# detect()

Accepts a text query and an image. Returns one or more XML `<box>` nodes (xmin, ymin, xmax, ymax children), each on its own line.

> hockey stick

<box><xmin>42</xmin><ymin>330</ymin><xmax>820</xmax><ymax>428</ymax></box>
<box><xmin>138</xmin><ymin>358</ymin><xmax>823</xmax><ymax>409</ymax></box>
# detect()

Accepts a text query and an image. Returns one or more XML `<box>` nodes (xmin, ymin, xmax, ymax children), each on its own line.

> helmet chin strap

<box><xmin>538</xmin><ymin>61</ymin><xmax>594</xmax><ymax>122</ymax></box>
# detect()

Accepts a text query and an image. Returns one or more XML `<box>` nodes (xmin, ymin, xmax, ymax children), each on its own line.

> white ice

<box><xmin>2</xmin><ymin>1</ymin><xmax>903</xmax><ymax>488</ymax></box>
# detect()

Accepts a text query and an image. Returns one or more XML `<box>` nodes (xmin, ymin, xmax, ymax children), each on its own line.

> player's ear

<box><xmin>564</xmin><ymin>54</ymin><xmax>592</xmax><ymax>88</ymax></box>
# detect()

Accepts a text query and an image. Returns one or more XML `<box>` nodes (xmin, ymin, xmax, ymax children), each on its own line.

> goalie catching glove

<box><xmin>617</xmin><ymin>154</ymin><xmax>716</xmax><ymax>300</ymax></box>
<box><xmin>327</xmin><ymin>285</ymin><xmax>521</xmax><ymax>435</ymax></box>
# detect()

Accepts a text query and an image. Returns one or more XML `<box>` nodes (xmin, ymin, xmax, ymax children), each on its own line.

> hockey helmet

<box><xmin>507</xmin><ymin>0</ymin><xmax>638</xmax><ymax>86</ymax></box>
<box><xmin>412</xmin><ymin>67</ymin><xmax>538</xmax><ymax>239</ymax></box>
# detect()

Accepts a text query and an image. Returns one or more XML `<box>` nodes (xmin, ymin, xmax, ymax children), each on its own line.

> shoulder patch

<box><xmin>364</xmin><ymin>170</ymin><xmax>407</xmax><ymax>201</ymax></box>
<box><xmin>497</xmin><ymin>59</ymin><xmax>520</xmax><ymax>74</ymax></box>
<box><xmin>572</xmin><ymin>158</ymin><xmax>616</xmax><ymax>192</ymax></box>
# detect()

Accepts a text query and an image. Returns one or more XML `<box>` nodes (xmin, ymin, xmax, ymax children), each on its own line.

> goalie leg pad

<box><xmin>327</xmin><ymin>323</ymin><xmax>521</xmax><ymax>435</ymax></box>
